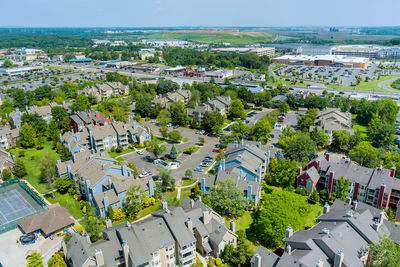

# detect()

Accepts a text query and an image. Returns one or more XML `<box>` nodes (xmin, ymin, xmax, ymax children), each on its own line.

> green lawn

<box><xmin>46</xmin><ymin>192</ymin><xmax>84</xmax><ymax>219</ymax></box>
<box><xmin>224</xmin><ymin>211</ymin><xmax>259</xmax><ymax>252</ymax></box>
<box><xmin>109</xmin><ymin>147</ymin><xmax>136</xmax><ymax>158</ymax></box>
<box><xmin>182</xmin><ymin>178</ymin><xmax>198</xmax><ymax>187</ymax></box>
<box><xmin>10</xmin><ymin>142</ymin><xmax>60</xmax><ymax>194</ymax></box>
<box><xmin>353</xmin><ymin>124</ymin><xmax>368</xmax><ymax>139</ymax></box>
<box><xmin>137</xmin><ymin>202</ymin><xmax>162</xmax><ymax>218</ymax></box>
<box><xmin>182</xmin><ymin>137</ymin><xmax>190</xmax><ymax>143</ymax></box>
<box><xmin>146</xmin><ymin>30</ymin><xmax>274</xmax><ymax>44</ymax></box>
<box><xmin>163</xmin><ymin>186</ymin><xmax>194</xmax><ymax>206</ymax></box>
<box><xmin>325</xmin><ymin>75</ymin><xmax>400</xmax><ymax>93</ymax></box>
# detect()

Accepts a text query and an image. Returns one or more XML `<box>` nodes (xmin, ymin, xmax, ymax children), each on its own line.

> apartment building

<box><xmin>0</xmin><ymin>124</ymin><xmax>19</xmax><ymax>149</ymax></box>
<box><xmin>251</xmin><ymin>199</ymin><xmax>400</xmax><ymax>267</ymax></box>
<box><xmin>187</xmin><ymin>96</ymin><xmax>232</xmax><ymax>122</ymax></box>
<box><xmin>297</xmin><ymin>153</ymin><xmax>400</xmax><ymax>218</ymax></box>
<box><xmin>82</xmin><ymin>82</ymin><xmax>129</xmax><ymax>100</ymax></box>
<box><xmin>200</xmin><ymin>140</ymin><xmax>270</xmax><ymax>205</ymax></box>
<box><xmin>310</xmin><ymin>108</ymin><xmax>353</xmax><ymax>141</ymax></box>
<box><xmin>153</xmin><ymin>89</ymin><xmax>192</xmax><ymax>109</ymax></box>
<box><xmin>65</xmin><ymin>197</ymin><xmax>236</xmax><ymax>266</ymax></box>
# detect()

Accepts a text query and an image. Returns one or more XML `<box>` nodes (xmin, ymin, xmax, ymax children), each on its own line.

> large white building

<box><xmin>0</xmin><ymin>66</ymin><xmax>44</xmax><ymax>76</ymax></box>
<box><xmin>330</xmin><ymin>45</ymin><xmax>400</xmax><ymax>59</ymax></box>
<box><xmin>210</xmin><ymin>47</ymin><xmax>275</xmax><ymax>57</ymax></box>
<box><xmin>142</xmin><ymin>39</ymin><xmax>188</xmax><ymax>47</ymax></box>
<box><xmin>273</xmin><ymin>54</ymin><xmax>370</xmax><ymax>68</ymax></box>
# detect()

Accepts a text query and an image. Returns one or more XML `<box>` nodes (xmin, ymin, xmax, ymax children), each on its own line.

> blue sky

<box><xmin>1</xmin><ymin>0</ymin><xmax>400</xmax><ymax>27</ymax></box>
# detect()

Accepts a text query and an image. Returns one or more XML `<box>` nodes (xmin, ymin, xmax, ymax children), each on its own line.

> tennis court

<box><xmin>0</xmin><ymin>189</ymin><xmax>36</xmax><ymax>224</ymax></box>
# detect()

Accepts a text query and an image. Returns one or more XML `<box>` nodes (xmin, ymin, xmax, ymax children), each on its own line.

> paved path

<box><xmin>20</xmin><ymin>179</ymin><xmax>53</xmax><ymax>206</ymax></box>
<box><xmin>378</xmin><ymin>77</ymin><xmax>400</xmax><ymax>92</ymax></box>
<box><xmin>197</xmin><ymin>252</ymin><xmax>207</xmax><ymax>267</ymax></box>
<box><xmin>176</xmin><ymin>181</ymin><xmax>198</xmax><ymax>199</ymax></box>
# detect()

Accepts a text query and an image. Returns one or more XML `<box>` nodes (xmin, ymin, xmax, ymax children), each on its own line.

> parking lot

<box><xmin>121</xmin><ymin>122</ymin><xmax>219</xmax><ymax>184</ymax></box>
<box><xmin>274</xmin><ymin>62</ymin><xmax>398</xmax><ymax>87</ymax></box>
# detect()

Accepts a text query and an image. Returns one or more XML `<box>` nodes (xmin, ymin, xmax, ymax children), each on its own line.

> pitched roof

<box><xmin>18</xmin><ymin>204</ymin><xmax>74</xmax><ymax>236</ymax></box>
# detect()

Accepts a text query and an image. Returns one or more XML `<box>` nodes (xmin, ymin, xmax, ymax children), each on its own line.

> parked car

<box><xmin>136</xmin><ymin>150</ymin><xmax>144</xmax><ymax>155</ymax></box>
<box><xmin>200</xmin><ymin>162</ymin><xmax>209</xmax><ymax>167</ymax></box>
<box><xmin>183</xmin><ymin>151</ymin><xmax>192</xmax><ymax>155</ymax></box>
<box><xmin>166</xmin><ymin>123</ymin><xmax>173</xmax><ymax>127</ymax></box>
<box><xmin>173</xmin><ymin>125</ymin><xmax>180</xmax><ymax>129</ymax></box>
<box><xmin>160</xmin><ymin>156</ymin><xmax>168</xmax><ymax>161</ymax></box>
<box><xmin>194</xmin><ymin>167</ymin><xmax>204</xmax><ymax>172</ymax></box>
<box><xmin>212</xmin><ymin>149</ymin><xmax>223</xmax><ymax>153</ymax></box>
<box><xmin>152</xmin><ymin>175</ymin><xmax>160</xmax><ymax>181</ymax></box>
<box><xmin>139</xmin><ymin>171</ymin><xmax>149</xmax><ymax>178</ymax></box>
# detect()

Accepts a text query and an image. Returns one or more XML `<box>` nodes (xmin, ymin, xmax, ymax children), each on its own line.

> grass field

<box><xmin>326</xmin><ymin>75</ymin><xmax>400</xmax><ymax>92</ymax></box>
<box><xmin>146</xmin><ymin>30</ymin><xmax>274</xmax><ymax>44</ymax></box>
<box><xmin>10</xmin><ymin>142</ymin><xmax>60</xmax><ymax>194</ymax></box>
<box><xmin>224</xmin><ymin>211</ymin><xmax>259</xmax><ymax>252</ymax></box>
<box><xmin>46</xmin><ymin>192</ymin><xmax>84</xmax><ymax>219</ymax></box>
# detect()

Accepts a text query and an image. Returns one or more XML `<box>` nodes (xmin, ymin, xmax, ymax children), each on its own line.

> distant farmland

<box><xmin>145</xmin><ymin>30</ymin><xmax>275</xmax><ymax>44</ymax></box>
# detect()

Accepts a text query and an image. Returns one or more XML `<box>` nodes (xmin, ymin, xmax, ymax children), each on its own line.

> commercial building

<box><xmin>210</xmin><ymin>47</ymin><xmax>275</xmax><ymax>57</ymax></box>
<box><xmin>251</xmin><ymin>199</ymin><xmax>400</xmax><ymax>267</ymax></box>
<box><xmin>142</xmin><ymin>39</ymin><xmax>188</xmax><ymax>47</ymax></box>
<box><xmin>273</xmin><ymin>54</ymin><xmax>370</xmax><ymax>68</ymax></box>
<box><xmin>297</xmin><ymin>152</ymin><xmax>400</xmax><ymax>219</ymax></box>
<box><xmin>330</xmin><ymin>45</ymin><xmax>400</xmax><ymax>59</ymax></box>
<box><xmin>65</xmin><ymin>197</ymin><xmax>237</xmax><ymax>266</ymax></box>
<box><xmin>0</xmin><ymin>66</ymin><xmax>44</xmax><ymax>76</ymax></box>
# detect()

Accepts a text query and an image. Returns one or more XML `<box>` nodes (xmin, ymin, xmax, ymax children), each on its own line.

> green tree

<box><xmin>168</xmin><ymin>130</ymin><xmax>182</xmax><ymax>143</ymax></box>
<box><xmin>63</xmin><ymin>232</ymin><xmax>72</xmax><ymax>244</ymax></box>
<box><xmin>107</xmin><ymin>205</ymin><xmax>114</xmax><ymax>221</ymax></box>
<box><xmin>208</xmin><ymin>179</ymin><xmax>248</xmax><ymax>218</ymax></box>
<box><xmin>13</xmin><ymin>158</ymin><xmax>27</xmax><ymax>178</ymax></box>
<box><xmin>40</xmin><ymin>152</ymin><xmax>56</xmax><ymax>184</ymax></box>
<box><xmin>308</xmin><ymin>191</ymin><xmax>320</xmax><ymax>204</ymax></box>
<box><xmin>2</xmin><ymin>169</ymin><xmax>12</xmax><ymax>180</ymax></box>
<box><xmin>27</xmin><ymin>252</ymin><xmax>43</xmax><ymax>267</ymax></box>
<box><xmin>150</xmin><ymin>142</ymin><xmax>166</xmax><ymax>158</ymax></box>
<box><xmin>170</xmin><ymin>101</ymin><xmax>188</xmax><ymax>125</ymax></box>
<box><xmin>369</xmin><ymin>235</ymin><xmax>400</xmax><ymax>267</ymax></box>
<box><xmin>298</xmin><ymin>108</ymin><xmax>317</xmax><ymax>131</ymax></box>
<box><xmin>159</xmin><ymin>168</ymin><xmax>175</xmax><ymax>192</ymax></box>
<box><xmin>223</xmin><ymin>244</ymin><xmax>234</xmax><ymax>262</ymax></box>
<box><xmin>54</xmin><ymin>176</ymin><xmax>72</xmax><ymax>193</ymax></box>
<box><xmin>368</xmin><ymin>113</ymin><xmax>395</xmax><ymax>148</ymax></box>
<box><xmin>190</xmin><ymin>184</ymin><xmax>202</xmax><ymax>200</ymax></box>
<box><xmin>335</xmin><ymin>177</ymin><xmax>350</xmax><ymax>200</ymax></box>
<box><xmin>71</xmin><ymin>94</ymin><xmax>90</xmax><ymax>112</ymax></box>
<box><xmin>250</xmin><ymin>114</ymin><xmax>276</xmax><ymax>143</ymax></box>
<box><xmin>198</xmin><ymin>137</ymin><xmax>205</xmax><ymax>146</ymax></box>
<box><xmin>231</xmin><ymin>121</ymin><xmax>250</xmax><ymax>140</ymax></box>
<box><xmin>230</xmin><ymin>230</ymin><xmax>254</xmax><ymax>265</ymax></box>
<box><xmin>170</xmin><ymin>145</ymin><xmax>178</xmax><ymax>159</ymax></box>
<box><xmin>81</xmin><ymin>215</ymin><xmax>104</xmax><ymax>242</ymax></box>
<box><xmin>19</xmin><ymin>123</ymin><xmax>37</xmax><ymax>148</ymax></box>
<box><xmin>310</xmin><ymin>128</ymin><xmax>329</xmax><ymax>148</ymax></box>
<box><xmin>228</xmin><ymin>100</ymin><xmax>246</xmax><ymax>120</ymax></box>
<box><xmin>332</xmin><ymin>130</ymin><xmax>351</xmax><ymax>151</ymax></box>
<box><xmin>278</xmin><ymin>101</ymin><xmax>290</xmax><ymax>114</ymax></box>
<box><xmin>159</xmin><ymin>125</ymin><xmax>169</xmax><ymax>138</ymax></box>
<box><xmin>2</xmin><ymin>59</ymin><xmax>13</xmax><ymax>68</ymax></box>
<box><xmin>349</xmin><ymin>141</ymin><xmax>381</xmax><ymax>168</ymax></box>
<box><xmin>124</xmin><ymin>185</ymin><xmax>146</xmax><ymax>219</ymax></box>
<box><xmin>201</xmin><ymin>111</ymin><xmax>225</xmax><ymax>134</ymax></box>
<box><xmin>48</xmin><ymin>253</ymin><xmax>67</xmax><ymax>267</ymax></box>
<box><xmin>51</xmin><ymin>106</ymin><xmax>71</xmax><ymax>133</ymax></box>
<box><xmin>127</xmin><ymin>162</ymin><xmax>139</xmax><ymax>178</ymax></box>
<box><xmin>185</xmin><ymin>169</ymin><xmax>193</xmax><ymax>178</ymax></box>
<box><xmin>157</xmin><ymin>109</ymin><xmax>171</xmax><ymax>125</ymax></box>
<box><xmin>279</xmin><ymin>132</ymin><xmax>316</xmax><ymax>163</ymax></box>
<box><xmin>265</xmin><ymin>158</ymin><xmax>299</xmax><ymax>189</ymax></box>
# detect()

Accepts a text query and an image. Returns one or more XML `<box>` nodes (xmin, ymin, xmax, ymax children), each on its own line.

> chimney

<box><xmin>201</xmin><ymin>178</ymin><xmax>206</xmax><ymax>193</ymax></box>
<box><xmin>57</xmin><ymin>159</ymin><xmax>61</xmax><ymax>164</ymax></box>
<box><xmin>95</xmin><ymin>249</ymin><xmax>104</xmax><ymax>266</ymax></box>
<box><xmin>230</xmin><ymin>220</ymin><xmax>235</xmax><ymax>233</ymax></box>
<box><xmin>372</xmin><ymin>221</ymin><xmax>381</xmax><ymax>231</ymax></box>
<box><xmin>379</xmin><ymin>210</ymin><xmax>386</xmax><ymax>224</ymax></box>
<box><xmin>197</xmin><ymin>195</ymin><xmax>202</xmax><ymax>202</ymax></box>
<box><xmin>285</xmin><ymin>244</ymin><xmax>292</xmax><ymax>255</ymax></box>
<box><xmin>323</xmin><ymin>202</ymin><xmax>330</xmax><ymax>214</ymax></box>
<box><xmin>258</xmin><ymin>141</ymin><xmax>262</xmax><ymax>149</ymax></box>
<box><xmin>233</xmin><ymin>139</ymin><xmax>238</xmax><ymax>148</ymax></box>
<box><xmin>71</xmin><ymin>153</ymin><xmax>76</xmax><ymax>163</ymax></box>
<box><xmin>106</xmin><ymin>219</ymin><xmax>112</xmax><ymax>229</ymax></box>
<box><xmin>298</xmin><ymin>166</ymin><xmax>303</xmax><ymax>175</ymax></box>
<box><xmin>345</xmin><ymin>196</ymin><xmax>352</xmax><ymax>205</ymax></box>
<box><xmin>286</xmin><ymin>225</ymin><xmax>293</xmax><ymax>238</ymax></box>
<box><xmin>190</xmin><ymin>199</ymin><xmax>195</xmax><ymax>208</ymax></box>
<box><xmin>390</xmin><ymin>166</ymin><xmax>396</xmax><ymax>177</ymax></box>
<box><xmin>317</xmin><ymin>160</ymin><xmax>321</xmax><ymax>171</ymax></box>
<box><xmin>86</xmin><ymin>234</ymin><xmax>91</xmax><ymax>244</ymax></box>
<box><xmin>334</xmin><ymin>250</ymin><xmax>344</xmax><ymax>267</ymax></box>
<box><xmin>203</xmin><ymin>209</ymin><xmax>210</xmax><ymax>224</ymax></box>
<box><xmin>103</xmin><ymin>196</ymin><xmax>109</xmax><ymax>210</ymax></box>
<box><xmin>161</xmin><ymin>200</ymin><xmax>168</xmax><ymax>210</ymax></box>
<box><xmin>122</xmin><ymin>242</ymin><xmax>129</xmax><ymax>267</ymax></box>
<box><xmin>247</xmin><ymin>184</ymin><xmax>252</xmax><ymax>201</ymax></box>
<box><xmin>328</xmin><ymin>170</ymin><xmax>335</xmax><ymax>193</ymax></box>
<box><xmin>325</xmin><ymin>152</ymin><xmax>330</xmax><ymax>162</ymax></box>
<box><xmin>316</xmin><ymin>259</ymin><xmax>324</xmax><ymax>267</ymax></box>
<box><xmin>59</xmin><ymin>133</ymin><xmax>62</xmax><ymax>142</ymax></box>
<box><xmin>241</xmin><ymin>139</ymin><xmax>244</xmax><ymax>146</ymax></box>
<box><xmin>378</xmin><ymin>165</ymin><xmax>383</xmax><ymax>171</ymax></box>
<box><xmin>121</xmin><ymin>164</ymin><xmax>128</xmax><ymax>177</ymax></box>
<box><xmin>254</xmin><ymin>254</ymin><xmax>262</xmax><ymax>267</ymax></box>
<box><xmin>353</xmin><ymin>200</ymin><xmax>358</xmax><ymax>211</ymax></box>
<box><xmin>185</xmin><ymin>218</ymin><xmax>193</xmax><ymax>232</ymax></box>
<box><xmin>221</xmin><ymin>159</ymin><xmax>226</xmax><ymax>171</ymax></box>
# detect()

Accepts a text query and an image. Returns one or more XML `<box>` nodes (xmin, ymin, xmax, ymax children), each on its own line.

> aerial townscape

<box><xmin>2</xmin><ymin>1</ymin><xmax>400</xmax><ymax>267</ymax></box>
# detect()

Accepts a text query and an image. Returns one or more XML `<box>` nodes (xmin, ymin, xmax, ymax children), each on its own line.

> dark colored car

<box><xmin>183</xmin><ymin>151</ymin><xmax>192</xmax><ymax>155</ymax></box>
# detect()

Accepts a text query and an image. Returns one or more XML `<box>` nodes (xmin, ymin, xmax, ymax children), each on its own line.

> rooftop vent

<box><xmin>345</xmin><ymin>210</ymin><xmax>354</xmax><ymax>217</ymax></box>
<box><xmin>322</xmin><ymin>228</ymin><xmax>330</xmax><ymax>234</ymax></box>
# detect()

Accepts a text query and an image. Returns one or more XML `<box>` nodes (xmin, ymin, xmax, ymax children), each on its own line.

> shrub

<box><xmin>113</xmin><ymin>208</ymin><xmax>127</xmax><ymax>222</ymax></box>
<box><xmin>1</xmin><ymin>169</ymin><xmax>13</xmax><ymax>180</ymax></box>
<box><xmin>75</xmin><ymin>224</ymin><xmax>84</xmax><ymax>234</ymax></box>
<box><xmin>295</xmin><ymin>187</ymin><xmax>309</xmax><ymax>196</ymax></box>
<box><xmin>215</xmin><ymin>258</ymin><xmax>222</xmax><ymax>266</ymax></box>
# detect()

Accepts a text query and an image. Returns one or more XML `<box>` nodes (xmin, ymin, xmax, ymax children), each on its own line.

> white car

<box><xmin>139</xmin><ymin>171</ymin><xmax>149</xmax><ymax>178</ymax></box>
<box><xmin>200</xmin><ymin>162</ymin><xmax>209</xmax><ymax>167</ymax></box>
<box><xmin>166</xmin><ymin>123</ymin><xmax>173</xmax><ymax>127</ymax></box>
<box><xmin>136</xmin><ymin>150</ymin><xmax>144</xmax><ymax>155</ymax></box>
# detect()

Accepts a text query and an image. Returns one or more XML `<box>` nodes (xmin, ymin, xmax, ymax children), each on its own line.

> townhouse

<box><xmin>187</xmin><ymin>96</ymin><xmax>231</xmax><ymax>122</ymax></box>
<box><xmin>0</xmin><ymin>149</ymin><xmax>14</xmax><ymax>179</ymax></box>
<box><xmin>0</xmin><ymin>124</ymin><xmax>19</xmax><ymax>149</ymax></box>
<box><xmin>56</xmin><ymin>150</ymin><xmax>154</xmax><ymax>217</ymax></box>
<box><xmin>153</xmin><ymin>89</ymin><xmax>192</xmax><ymax>109</ymax></box>
<box><xmin>82</xmin><ymin>82</ymin><xmax>129</xmax><ymax>100</ymax></box>
<box><xmin>200</xmin><ymin>140</ymin><xmax>270</xmax><ymax>205</ymax></box>
<box><xmin>251</xmin><ymin>199</ymin><xmax>400</xmax><ymax>267</ymax></box>
<box><xmin>65</xmin><ymin>197</ymin><xmax>237</xmax><ymax>267</ymax></box>
<box><xmin>309</xmin><ymin>108</ymin><xmax>353</xmax><ymax>141</ymax></box>
<box><xmin>297</xmin><ymin>152</ymin><xmax>400</xmax><ymax>218</ymax></box>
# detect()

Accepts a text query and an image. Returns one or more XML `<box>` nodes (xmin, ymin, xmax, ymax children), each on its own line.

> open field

<box><xmin>10</xmin><ymin>142</ymin><xmax>59</xmax><ymax>194</ymax></box>
<box><xmin>326</xmin><ymin>75</ymin><xmax>400</xmax><ymax>92</ymax></box>
<box><xmin>46</xmin><ymin>192</ymin><xmax>84</xmax><ymax>219</ymax></box>
<box><xmin>146</xmin><ymin>30</ymin><xmax>275</xmax><ymax>44</ymax></box>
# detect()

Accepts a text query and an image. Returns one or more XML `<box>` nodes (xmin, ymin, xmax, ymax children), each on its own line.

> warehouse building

<box><xmin>273</xmin><ymin>54</ymin><xmax>370</xmax><ymax>68</ymax></box>
<box><xmin>210</xmin><ymin>47</ymin><xmax>275</xmax><ymax>57</ymax></box>
<box><xmin>331</xmin><ymin>45</ymin><xmax>400</xmax><ymax>59</ymax></box>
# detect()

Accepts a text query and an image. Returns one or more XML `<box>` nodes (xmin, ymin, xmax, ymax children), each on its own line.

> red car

<box><xmin>213</xmin><ymin>149</ymin><xmax>223</xmax><ymax>153</ymax></box>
